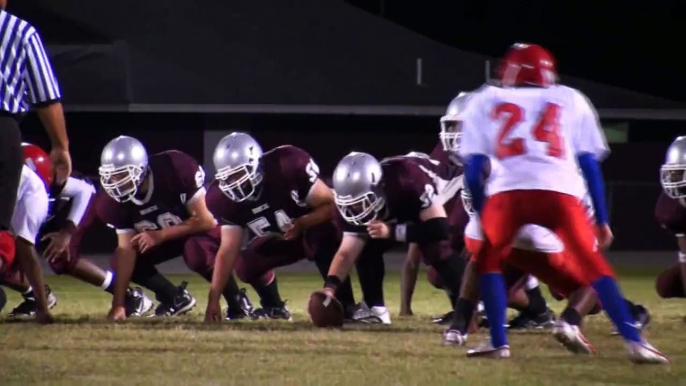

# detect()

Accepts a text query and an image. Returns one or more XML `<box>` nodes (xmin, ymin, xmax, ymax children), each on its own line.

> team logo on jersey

<box><xmin>195</xmin><ymin>167</ymin><xmax>205</xmax><ymax>188</ymax></box>
<box><xmin>291</xmin><ymin>190</ymin><xmax>308</xmax><ymax>207</ymax></box>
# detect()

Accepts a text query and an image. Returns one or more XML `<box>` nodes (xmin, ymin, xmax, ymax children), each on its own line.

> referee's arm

<box><xmin>24</xmin><ymin>31</ymin><xmax>71</xmax><ymax>184</ymax></box>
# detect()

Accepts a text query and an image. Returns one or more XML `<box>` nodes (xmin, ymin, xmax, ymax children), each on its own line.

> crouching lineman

<box><xmin>97</xmin><ymin>136</ymin><xmax>252</xmax><ymax>321</ymax></box>
<box><xmin>204</xmin><ymin>133</ymin><xmax>356</xmax><ymax>322</ymax></box>
<box><xmin>655</xmin><ymin>136</ymin><xmax>686</xmax><ymax>305</ymax></box>
<box><xmin>316</xmin><ymin>152</ymin><xmax>468</xmax><ymax>325</ymax></box>
<box><xmin>5</xmin><ymin>144</ymin><xmax>152</xmax><ymax>317</ymax></box>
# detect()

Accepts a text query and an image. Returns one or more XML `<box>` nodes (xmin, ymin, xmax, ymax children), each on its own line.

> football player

<box><xmin>5</xmin><ymin>143</ymin><xmax>153</xmax><ymax>317</ymax></box>
<box><xmin>459</xmin><ymin>42</ymin><xmax>667</xmax><ymax>363</ymax></box>
<box><xmin>97</xmin><ymin>136</ymin><xmax>251</xmax><ymax>321</ymax></box>
<box><xmin>317</xmin><ymin>151</ymin><xmax>468</xmax><ymax>325</ymax></box>
<box><xmin>655</xmin><ymin>136</ymin><xmax>686</xmax><ymax>303</ymax></box>
<box><xmin>204</xmin><ymin>132</ymin><xmax>355</xmax><ymax>322</ymax></box>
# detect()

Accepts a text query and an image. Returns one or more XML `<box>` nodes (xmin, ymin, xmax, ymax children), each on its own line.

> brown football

<box><xmin>308</xmin><ymin>291</ymin><xmax>344</xmax><ymax>328</ymax></box>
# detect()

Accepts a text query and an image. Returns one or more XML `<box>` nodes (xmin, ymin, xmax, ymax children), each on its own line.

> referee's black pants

<box><xmin>0</xmin><ymin>115</ymin><xmax>23</xmax><ymax>230</ymax></box>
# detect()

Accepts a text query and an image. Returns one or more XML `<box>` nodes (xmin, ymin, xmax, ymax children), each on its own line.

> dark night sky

<box><xmin>346</xmin><ymin>1</ymin><xmax>684</xmax><ymax>101</ymax></box>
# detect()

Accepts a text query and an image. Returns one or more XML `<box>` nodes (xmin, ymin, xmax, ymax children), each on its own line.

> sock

<box><xmin>480</xmin><ymin>273</ymin><xmax>508</xmax><ymax>348</ymax></box>
<box><xmin>356</xmin><ymin>253</ymin><xmax>385</xmax><ymax>307</ymax></box>
<box><xmin>450</xmin><ymin>297</ymin><xmax>476</xmax><ymax>334</ymax></box>
<box><xmin>252</xmin><ymin>276</ymin><xmax>283</xmax><ymax>308</ymax></box>
<box><xmin>143</xmin><ymin>273</ymin><xmax>178</xmax><ymax>304</ymax></box>
<box><xmin>430</xmin><ymin>253</ymin><xmax>467</xmax><ymax>309</ymax></box>
<box><xmin>0</xmin><ymin>286</ymin><xmax>6</xmax><ymax>312</ymax></box>
<box><xmin>524</xmin><ymin>287</ymin><xmax>547</xmax><ymax>315</ymax></box>
<box><xmin>560</xmin><ymin>307</ymin><xmax>582</xmax><ymax>326</ymax></box>
<box><xmin>221</xmin><ymin>274</ymin><xmax>242</xmax><ymax>311</ymax></box>
<box><xmin>592</xmin><ymin>276</ymin><xmax>641</xmax><ymax>343</ymax></box>
<box><xmin>101</xmin><ymin>270</ymin><xmax>115</xmax><ymax>293</ymax></box>
<box><xmin>335</xmin><ymin>277</ymin><xmax>356</xmax><ymax>309</ymax></box>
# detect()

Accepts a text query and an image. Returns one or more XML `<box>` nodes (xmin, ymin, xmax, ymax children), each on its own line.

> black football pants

<box><xmin>0</xmin><ymin>116</ymin><xmax>22</xmax><ymax>231</ymax></box>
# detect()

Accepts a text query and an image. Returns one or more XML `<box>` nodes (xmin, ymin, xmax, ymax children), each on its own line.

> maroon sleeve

<box><xmin>280</xmin><ymin>146</ymin><xmax>320</xmax><ymax>203</ymax></box>
<box><xmin>95</xmin><ymin>190</ymin><xmax>132</xmax><ymax>230</ymax></box>
<box><xmin>390</xmin><ymin>161</ymin><xmax>437</xmax><ymax>212</ymax></box>
<box><xmin>655</xmin><ymin>192</ymin><xmax>686</xmax><ymax>236</ymax></box>
<box><xmin>206</xmin><ymin>182</ymin><xmax>245</xmax><ymax>227</ymax></box>
<box><xmin>167</xmin><ymin>151</ymin><xmax>206</xmax><ymax>202</ymax></box>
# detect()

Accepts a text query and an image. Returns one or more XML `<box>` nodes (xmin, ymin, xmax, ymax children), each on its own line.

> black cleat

<box><xmin>254</xmin><ymin>301</ymin><xmax>292</xmax><ymax>321</ymax></box>
<box><xmin>226</xmin><ymin>288</ymin><xmax>255</xmax><ymax>320</ymax></box>
<box><xmin>432</xmin><ymin>310</ymin><xmax>456</xmax><ymax>325</ymax></box>
<box><xmin>152</xmin><ymin>281</ymin><xmax>196</xmax><ymax>317</ymax></box>
<box><xmin>508</xmin><ymin>308</ymin><xmax>556</xmax><ymax>330</ymax></box>
<box><xmin>125</xmin><ymin>287</ymin><xmax>154</xmax><ymax>317</ymax></box>
<box><xmin>9</xmin><ymin>285</ymin><xmax>58</xmax><ymax>317</ymax></box>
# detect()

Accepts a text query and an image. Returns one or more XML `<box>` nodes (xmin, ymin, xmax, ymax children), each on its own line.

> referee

<box><xmin>0</xmin><ymin>5</ymin><xmax>71</xmax><ymax>236</ymax></box>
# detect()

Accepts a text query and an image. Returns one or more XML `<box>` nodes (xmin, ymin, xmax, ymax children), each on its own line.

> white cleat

<box><xmin>352</xmin><ymin>302</ymin><xmax>391</xmax><ymax>325</ymax></box>
<box><xmin>552</xmin><ymin>320</ymin><xmax>595</xmax><ymax>355</ymax></box>
<box><xmin>626</xmin><ymin>341</ymin><xmax>671</xmax><ymax>365</ymax></box>
<box><xmin>466</xmin><ymin>340</ymin><xmax>511</xmax><ymax>359</ymax></box>
<box><xmin>443</xmin><ymin>329</ymin><xmax>467</xmax><ymax>346</ymax></box>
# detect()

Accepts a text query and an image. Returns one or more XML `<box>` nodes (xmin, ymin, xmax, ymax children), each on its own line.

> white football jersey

<box><xmin>459</xmin><ymin>85</ymin><xmax>609</xmax><ymax>198</ymax></box>
<box><xmin>12</xmin><ymin>165</ymin><xmax>49</xmax><ymax>244</ymax></box>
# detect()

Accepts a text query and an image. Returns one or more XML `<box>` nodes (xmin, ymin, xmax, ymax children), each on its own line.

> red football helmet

<box><xmin>22</xmin><ymin>143</ymin><xmax>53</xmax><ymax>188</ymax></box>
<box><xmin>498</xmin><ymin>43</ymin><xmax>557</xmax><ymax>87</ymax></box>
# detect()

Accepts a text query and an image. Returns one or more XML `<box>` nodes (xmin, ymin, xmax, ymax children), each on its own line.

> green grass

<box><xmin>0</xmin><ymin>269</ymin><xmax>684</xmax><ymax>386</ymax></box>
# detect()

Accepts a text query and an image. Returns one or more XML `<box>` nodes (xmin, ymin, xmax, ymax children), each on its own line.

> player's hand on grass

<box><xmin>131</xmin><ymin>231</ymin><xmax>164</xmax><ymax>254</ymax></box>
<box><xmin>367</xmin><ymin>220</ymin><xmax>390</xmax><ymax>239</ymax></box>
<box><xmin>42</xmin><ymin>231</ymin><xmax>72</xmax><ymax>262</ymax></box>
<box><xmin>107</xmin><ymin>306</ymin><xmax>127</xmax><ymax>322</ymax></box>
<box><xmin>597</xmin><ymin>223</ymin><xmax>614</xmax><ymax>250</ymax></box>
<box><xmin>205</xmin><ymin>300</ymin><xmax>222</xmax><ymax>323</ymax></box>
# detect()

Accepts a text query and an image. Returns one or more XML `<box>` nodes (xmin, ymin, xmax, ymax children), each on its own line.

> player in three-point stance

<box><xmin>459</xmin><ymin>43</ymin><xmax>668</xmax><ymax>363</ymax></box>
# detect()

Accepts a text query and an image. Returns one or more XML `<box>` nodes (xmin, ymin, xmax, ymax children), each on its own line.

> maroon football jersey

<box><xmin>206</xmin><ymin>145</ymin><xmax>321</xmax><ymax>239</ymax></box>
<box><xmin>655</xmin><ymin>191</ymin><xmax>686</xmax><ymax>236</ymax></box>
<box><xmin>96</xmin><ymin>151</ymin><xmax>206</xmax><ymax>232</ymax></box>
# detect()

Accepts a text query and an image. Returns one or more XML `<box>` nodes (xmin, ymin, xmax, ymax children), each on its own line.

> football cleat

<box><xmin>254</xmin><ymin>301</ymin><xmax>292</xmax><ymax>321</ymax></box>
<box><xmin>443</xmin><ymin>329</ymin><xmax>467</xmax><ymax>346</ymax></box>
<box><xmin>626</xmin><ymin>341</ymin><xmax>670</xmax><ymax>365</ymax></box>
<box><xmin>466</xmin><ymin>340</ymin><xmax>511</xmax><ymax>359</ymax></box>
<box><xmin>352</xmin><ymin>301</ymin><xmax>391</xmax><ymax>325</ymax></box>
<box><xmin>9</xmin><ymin>285</ymin><xmax>58</xmax><ymax>317</ymax></box>
<box><xmin>124</xmin><ymin>287</ymin><xmax>154</xmax><ymax>317</ymax></box>
<box><xmin>552</xmin><ymin>320</ymin><xmax>595</xmax><ymax>355</ymax></box>
<box><xmin>152</xmin><ymin>281</ymin><xmax>196</xmax><ymax>317</ymax></box>
<box><xmin>508</xmin><ymin>308</ymin><xmax>556</xmax><ymax>330</ymax></box>
<box><xmin>612</xmin><ymin>305</ymin><xmax>650</xmax><ymax>336</ymax></box>
<box><xmin>432</xmin><ymin>310</ymin><xmax>455</xmax><ymax>325</ymax></box>
<box><xmin>226</xmin><ymin>289</ymin><xmax>256</xmax><ymax>320</ymax></box>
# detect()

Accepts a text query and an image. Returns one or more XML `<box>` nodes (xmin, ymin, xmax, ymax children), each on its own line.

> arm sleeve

<box><xmin>60</xmin><ymin>177</ymin><xmax>96</xmax><ymax>226</ymax></box>
<box><xmin>464</xmin><ymin>155</ymin><xmax>488</xmax><ymax>214</ymax></box>
<box><xmin>577</xmin><ymin>153</ymin><xmax>608</xmax><ymax>225</ymax></box>
<box><xmin>23</xmin><ymin>31</ymin><xmax>61</xmax><ymax>105</ymax></box>
<box><xmin>169</xmin><ymin>152</ymin><xmax>206</xmax><ymax>205</ymax></box>
<box><xmin>283</xmin><ymin>147</ymin><xmax>321</xmax><ymax>203</ymax></box>
<box><xmin>206</xmin><ymin>184</ymin><xmax>243</xmax><ymax>229</ymax></box>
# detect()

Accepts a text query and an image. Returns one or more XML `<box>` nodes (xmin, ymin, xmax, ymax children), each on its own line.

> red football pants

<box><xmin>475</xmin><ymin>190</ymin><xmax>614</xmax><ymax>283</ymax></box>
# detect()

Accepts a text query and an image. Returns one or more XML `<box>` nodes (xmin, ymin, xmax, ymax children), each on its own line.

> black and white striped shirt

<box><xmin>0</xmin><ymin>10</ymin><xmax>60</xmax><ymax>115</ymax></box>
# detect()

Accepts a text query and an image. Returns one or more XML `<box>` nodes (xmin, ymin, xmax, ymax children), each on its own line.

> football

<box><xmin>308</xmin><ymin>291</ymin><xmax>344</xmax><ymax>328</ymax></box>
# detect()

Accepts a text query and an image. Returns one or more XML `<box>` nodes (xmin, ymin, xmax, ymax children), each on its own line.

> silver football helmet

<box><xmin>213</xmin><ymin>132</ymin><xmax>263</xmax><ymax>202</ymax></box>
<box><xmin>440</xmin><ymin>92</ymin><xmax>472</xmax><ymax>153</ymax></box>
<box><xmin>99</xmin><ymin>136</ymin><xmax>149</xmax><ymax>202</ymax></box>
<box><xmin>332</xmin><ymin>152</ymin><xmax>385</xmax><ymax>226</ymax></box>
<box><xmin>661</xmin><ymin>136</ymin><xmax>686</xmax><ymax>199</ymax></box>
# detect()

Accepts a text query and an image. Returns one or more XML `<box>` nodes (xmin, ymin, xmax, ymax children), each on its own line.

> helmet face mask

<box><xmin>334</xmin><ymin>191</ymin><xmax>385</xmax><ymax>226</ymax></box>
<box><xmin>661</xmin><ymin>164</ymin><xmax>686</xmax><ymax>199</ymax></box>
<box><xmin>216</xmin><ymin>162</ymin><xmax>263</xmax><ymax>202</ymax></box>
<box><xmin>99</xmin><ymin>164</ymin><xmax>145</xmax><ymax>203</ymax></box>
<box><xmin>439</xmin><ymin>119</ymin><xmax>463</xmax><ymax>152</ymax></box>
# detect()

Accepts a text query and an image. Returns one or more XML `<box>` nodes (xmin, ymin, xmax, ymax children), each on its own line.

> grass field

<box><xmin>0</xmin><ymin>269</ymin><xmax>684</xmax><ymax>386</ymax></box>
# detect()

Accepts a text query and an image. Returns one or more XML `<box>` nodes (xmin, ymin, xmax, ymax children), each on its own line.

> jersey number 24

<box><xmin>492</xmin><ymin>102</ymin><xmax>564</xmax><ymax>160</ymax></box>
